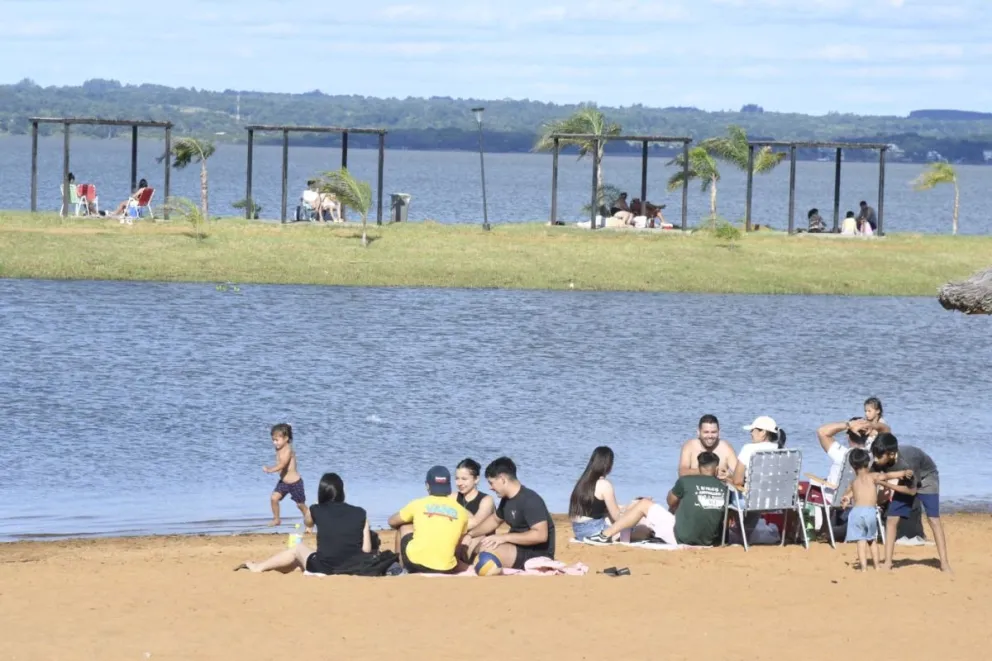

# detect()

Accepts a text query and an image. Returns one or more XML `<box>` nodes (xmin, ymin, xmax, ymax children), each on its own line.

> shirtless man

<box><xmin>263</xmin><ymin>423</ymin><xmax>314</xmax><ymax>532</ymax></box>
<box><xmin>678</xmin><ymin>414</ymin><xmax>738</xmax><ymax>481</ymax></box>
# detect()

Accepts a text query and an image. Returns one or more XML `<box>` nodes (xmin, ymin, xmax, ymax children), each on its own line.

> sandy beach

<box><xmin>1</xmin><ymin>513</ymin><xmax>989</xmax><ymax>661</ymax></box>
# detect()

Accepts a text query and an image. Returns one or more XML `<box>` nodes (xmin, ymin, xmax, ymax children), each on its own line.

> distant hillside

<box><xmin>909</xmin><ymin>110</ymin><xmax>992</xmax><ymax>121</ymax></box>
<box><xmin>2</xmin><ymin>79</ymin><xmax>991</xmax><ymax>163</ymax></box>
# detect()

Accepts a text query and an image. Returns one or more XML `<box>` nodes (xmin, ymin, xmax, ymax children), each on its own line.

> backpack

<box><xmin>329</xmin><ymin>550</ymin><xmax>399</xmax><ymax>577</ymax></box>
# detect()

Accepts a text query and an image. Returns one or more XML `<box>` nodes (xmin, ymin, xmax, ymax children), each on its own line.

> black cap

<box><xmin>426</xmin><ymin>465</ymin><xmax>452</xmax><ymax>496</ymax></box>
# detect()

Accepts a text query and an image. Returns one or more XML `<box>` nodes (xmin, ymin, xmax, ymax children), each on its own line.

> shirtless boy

<box><xmin>679</xmin><ymin>414</ymin><xmax>738</xmax><ymax>481</ymax></box>
<box><xmin>839</xmin><ymin>449</ymin><xmax>882</xmax><ymax>572</ymax></box>
<box><xmin>263</xmin><ymin>423</ymin><xmax>313</xmax><ymax>532</ymax></box>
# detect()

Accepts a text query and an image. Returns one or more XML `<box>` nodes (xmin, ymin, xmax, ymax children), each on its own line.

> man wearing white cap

<box><xmin>733</xmin><ymin>416</ymin><xmax>787</xmax><ymax>488</ymax></box>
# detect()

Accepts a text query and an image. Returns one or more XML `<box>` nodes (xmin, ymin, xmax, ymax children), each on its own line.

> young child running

<box><xmin>840</xmin><ymin>449</ymin><xmax>881</xmax><ymax>572</ymax></box>
<box><xmin>263</xmin><ymin>423</ymin><xmax>313</xmax><ymax>532</ymax></box>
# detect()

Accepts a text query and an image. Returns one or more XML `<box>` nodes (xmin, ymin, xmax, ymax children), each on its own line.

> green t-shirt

<box><xmin>672</xmin><ymin>476</ymin><xmax>728</xmax><ymax>546</ymax></box>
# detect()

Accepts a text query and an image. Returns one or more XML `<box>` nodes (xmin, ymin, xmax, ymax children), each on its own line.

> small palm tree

<box><xmin>165</xmin><ymin>196</ymin><xmax>207</xmax><ymax>240</ymax></box>
<box><xmin>534</xmin><ymin>107</ymin><xmax>621</xmax><ymax>207</ymax></box>
<box><xmin>701</xmin><ymin>126</ymin><xmax>785</xmax><ymax>231</ymax></box>
<box><xmin>912</xmin><ymin>162</ymin><xmax>959</xmax><ymax>235</ymax></box>
<box><xmin>667</xmin><ymin>147</ymin><xmax>721</xmax><ymax>220</ymax></box>
<box><xmin>164</xmin><ymin>138</ymin><xmax>216</xmax><ymax>221</ymax></box>
<box><xmin>318</xmin><ymin>168</ymin><xmax>373</xmax><ymax>246</ymax></box>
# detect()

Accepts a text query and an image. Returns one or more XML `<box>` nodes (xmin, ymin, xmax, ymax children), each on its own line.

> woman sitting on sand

<box><xmin>569</xmin><ymin>446</ymin><xmax>659</xmax><ymax>544</ymax></box>
<box><xmin>733</xmin><ymin>416</ymin><xmax>787</xmax><ymax>487</ymax></box>
<box><xmin>454</xmin><ymin>458</ymin><xmax>495</xmax><ymax>532</ymax></box>
<box><xmin>236</xmin><ymin>472</ymin><xmax>372</xmax><ymax>575</ymax></box>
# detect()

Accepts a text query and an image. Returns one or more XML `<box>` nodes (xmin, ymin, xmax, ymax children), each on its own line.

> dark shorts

<box><xmin>305</xmin><ymin>552</ymin><xmax>329</xmax><ymax>575</ymax></box>
<box><xmin>274</xmin><ymin>479</ymin><xmax>306</xmax><ymax>504</ymax></box>
<box><xmin>510</xmin><ymin>544</ymin><xmax>553</xmax><ymax>571</ymax></box>
<box><xmin>399</xmin><ymin>533</ymin><xmax>459</xmax><ymax>575</ymax></box>
<box><xmin>889</xmin><ymin>493</ymin><xmax>939</xmax><ymax>519</ymax></box>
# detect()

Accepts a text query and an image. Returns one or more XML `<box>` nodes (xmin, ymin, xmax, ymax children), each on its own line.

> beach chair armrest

<box><xmin>804</xmin><ymin>473</ymin><xmax>836</xmax><ymax>489</ymax></box>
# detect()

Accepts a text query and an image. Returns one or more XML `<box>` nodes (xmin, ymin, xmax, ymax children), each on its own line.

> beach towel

<box><xmin>570</xmin><ymin>538</ymin><xmax>707</xmax><ymax>551</ymax></box>
<box><xmin>502</xmin><ymin>558</ymin><xmax>589</xmax><ymax>575</ymax></box>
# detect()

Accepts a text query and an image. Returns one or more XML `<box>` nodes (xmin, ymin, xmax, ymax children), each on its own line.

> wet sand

<box><xmin>1</xmin><ymin>513</ymin><xmax>989</xmax><ymax>661</ymax></box>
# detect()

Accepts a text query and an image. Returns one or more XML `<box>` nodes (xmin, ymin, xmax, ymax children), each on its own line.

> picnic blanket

<box><xmin>570</xmin><ymin>538</ymin><xmax>709</xmax><ymax>551</ymax></box>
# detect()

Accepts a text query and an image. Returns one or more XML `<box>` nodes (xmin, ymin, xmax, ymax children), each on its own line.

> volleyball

<box><xmin>475</xmin><ymin>551</ymin><xmax>503</xmax><ymax>576</ymax></box>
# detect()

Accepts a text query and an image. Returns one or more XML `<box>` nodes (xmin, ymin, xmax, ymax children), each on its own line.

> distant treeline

<box><xmin>3</xmin><ymin>78</ymin><xmax>992</xmax><ymax>163</ymax></box>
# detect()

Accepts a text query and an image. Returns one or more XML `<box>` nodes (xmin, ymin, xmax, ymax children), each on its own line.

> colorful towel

<box><xmin>569</xmin><ymin>538</ymin><xmax>709</xmax><ymax>550</ymax></box>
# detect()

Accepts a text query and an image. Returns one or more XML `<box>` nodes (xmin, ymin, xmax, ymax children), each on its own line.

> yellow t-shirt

<box><xmin>398</xmin><ymin>496</ymin><xmax>469</xmax><ymax>571</ymax></box>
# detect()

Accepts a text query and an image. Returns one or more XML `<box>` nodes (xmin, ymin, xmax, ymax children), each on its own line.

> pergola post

<box><xmin>787</xmin><ymin>144</ymin><xmax>797</xmax><ymax>234</ymax></box>
<box><xmin>550</xmin><ymin>137</ymin><xmax>559</xmax><ymax>224</ymax></box>
<box><xmin>30</xmin><ymin>121</ymin><xmax>38</xmax><ymax>212</ymax></box>
<box><xmin>376</xmin><ymin>132</ymin><xmax>385</xmax><ymax>225</ymax></box>
<box><xmin>340</xmin><ymin>130</ymin><xmax>348</xmax><ymax>222</ymax></box>
<box><xmin>640</xmin><ymin>140</ymin><xmax>648</xmax><ymax>208</ymax></box>
<box><xmin>877</xmin><ymin>147</ymin><xmax>887</xmax><ymax>236</ymax></box>
<box><xmin>130</xmin><ymin>125</ymin><xmax>138</xmax><ymax>193</ymax></box>
<box><xmin>280</xmin><ymin>129</ymin><xmax>289</xmax><ymax>223</ymax></box>
<box><xmin>61</xmin><ymin>122</ymin><xmax>70</xmax><ymax>218</ymax></box>
<box><xmin>832</xmin><ymin>148</ymin><xmax>842</xmax><ymax>232</ymax></box>
<box><xmin>163</xmin><ymin>125</ymin><xmax>171</xmax><ymax>220</ymax></box>
<box><xmin>590</xmin><ymin>139</ymin><xmax>600</xmax><ymax>230</ymax></box>
<box><xmin>745</xmin><ymin>144</ymin><xmax>755</xmax><ymax>232</ymax></box>
<box><xmin>681</xmin><ymin>140</ymin><xmax>689</xmax><ymax>231</ymax></box>
<box><xmin>245</xmin><ymin>128</ymin><xmax>254</xmax><ymax>220</ymax></box>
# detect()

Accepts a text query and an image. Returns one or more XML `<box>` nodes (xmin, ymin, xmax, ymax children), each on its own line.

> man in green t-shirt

<box><xmin>655</xmin><ymin>451</ymin><xmax>729</xmax><ymax>546</ymax></box>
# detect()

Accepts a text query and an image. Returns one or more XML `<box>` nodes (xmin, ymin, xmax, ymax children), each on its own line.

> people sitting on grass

<box><xmin>568</xmin><ymin>446</ymin><xmax>656</xmax><ymax>544</ymax></box>
<box><xmin>871</xmin><ymin>433</ymin><xmax>951</xmax><ymax>573</ymax></box>
<box><xmin>807</xmin><ymin>208</ymin><xmax>826</xmax><ymax>233</ymax></box>
<box><xmin>468</xmin><ymin>457</ymin><xmax>556</xmax><ymax>569</ymax></box>
<box><xmin>679</xmin><ymin>414</ymin><xmax>737</xmax><ymax>480</ymax></box>
<box><xmin>733</xmin><ymin>416</ymin><xmax>787</xmax><ymax>487</ymax></box>
<box><xmin>237</xmin><ymin>472</ymin><xmax>372</xmax><ymax>574</ymax></box>
<box><xmin>841</xmin><ymin>211</ymin><xmax>858</xmax><ymax>235</ymax></box>
<box><xmin>857</xmin><ymin>201</ymin><xmax>877</xmax><ymax>233</ymax></box>
<box><xmin>301</xmin><ymin>179</ymin><xmax>341</xmax><ymax>222</ymax></box>
<box><xmin>610</xmin><ymin>192</ymin><xmax>630</xmax><ymax>216</ymax></box>
<box><xmin>648</xmin><ymin>451</ymin><xmax>729</xmax><ymax>547</ymax></box>
<box><xmin>387</xmin><ymin>465</ymin><xmax>469</xmax><ymax>574</ymax></box>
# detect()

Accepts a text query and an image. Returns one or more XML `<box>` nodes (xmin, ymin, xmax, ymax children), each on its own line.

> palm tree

<box><xmin>667</xmin><ymin>147</ymin><xmax>721</xmax><ymax>220</ymax></box>
<box><xmin>534</xmin><ymin>107</ymin><xmax>621</xmax><ymax>210</ymax></box>
<box><xmin>318</xmin><ymin>168</ymin><xmax>373</xmax><ymax>246</ymax></box>
<box><xmin>700</xmin><ymin>125</ymin><xmax>785</xmax><ymax>231</ymax></box>
<box><xmin>912</xmin><ymin>162</ymin><xmax>959</xmax><ymax>235</ymax></box>
<box><xmin>164</xmin><ymin>138</ymin><xmax>216</xmax><ymax>220</ymax></box>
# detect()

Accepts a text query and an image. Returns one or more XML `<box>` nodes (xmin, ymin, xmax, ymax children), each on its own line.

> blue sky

<box><xmin>3</xmin><ymin>0</ymin><xmax>991</xmax><ymax>115</ymax></box>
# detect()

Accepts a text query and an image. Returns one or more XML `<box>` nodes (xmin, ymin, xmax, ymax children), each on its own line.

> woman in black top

<box><xmin>568</xmin><ymin>446</ymin><xmax>656</xmax><ymax>543</ymax></box>
<box><xmin>454</xmin><ymin>458</ymin><xmax>495</xmax><ymax>532</ymax></box>
<box><xmin>237</xmin><ymin>473</ymin><xmax>371</xmax><ymax>574</ymax></box>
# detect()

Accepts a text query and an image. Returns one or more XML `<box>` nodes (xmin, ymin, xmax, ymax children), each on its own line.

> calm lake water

<box><xmin>1</xmin><ymin>135</ymin><xmax>990</xmax><ymax>234</ymax></box>
<box><xmin>1</xmin><ymin>279</ymin><xmax>990</xmax><ymax>541</ymax></box>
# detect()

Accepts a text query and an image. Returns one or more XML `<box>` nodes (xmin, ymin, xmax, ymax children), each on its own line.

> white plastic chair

<box><xmin>806</xmin><ymin>462</ymin><xmax>886</xmax><ymax>549</ymax></box>
<box><xmin>723</xmin><ymin>449</ymin><xmax>809</xmax><ymax>551</ymax></box>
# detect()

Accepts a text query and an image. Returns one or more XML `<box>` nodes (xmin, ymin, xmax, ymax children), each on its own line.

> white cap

<box><xmin>743</xmin><ymin>416</ymin><xmax>778</xmax><ymax>433</ymax></box>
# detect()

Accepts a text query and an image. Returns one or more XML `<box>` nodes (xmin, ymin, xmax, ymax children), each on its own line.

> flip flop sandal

<box><xmin>233</xmin><ymin>563</ymin><xmax>249</xmax><ymax>572</ymax></box>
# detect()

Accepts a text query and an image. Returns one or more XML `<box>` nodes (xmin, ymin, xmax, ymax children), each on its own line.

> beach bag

<box><xmin>330</xmin><ymin>550</ymin><xmax>399</xmax><ymax>577</ymax></box>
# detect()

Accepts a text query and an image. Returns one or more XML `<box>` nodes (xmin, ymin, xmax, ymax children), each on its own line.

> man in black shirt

<box><xmin>468</xmin><ymin>457</ymin><xmax>556</xmax><ymax>570</ymax></box>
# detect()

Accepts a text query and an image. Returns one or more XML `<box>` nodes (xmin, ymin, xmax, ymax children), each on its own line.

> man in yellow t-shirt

<box><xmin>387</xmin><ymin>466</ymin><xmax>469</xmax><ymax>574</ymax></box>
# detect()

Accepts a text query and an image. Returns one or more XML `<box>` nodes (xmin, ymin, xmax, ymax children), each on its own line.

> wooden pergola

<box><xmin>549</xmin><ymin>134</ymin><xmax>693</xmax><ymax>230</ymax></box>
<box><xmin>30</xmin><ymin>117</ymin><xmax>173</xmax><ymax>219</ymax></box>
<box><xmin>244</xmin><ymin>125</ymin><xmax>387</xmax><ymax>224</ymax></box>
<box><xmin>745</xmin><ymin>140</ymin><xmax>890</xmax><ymax>234</ymax></box>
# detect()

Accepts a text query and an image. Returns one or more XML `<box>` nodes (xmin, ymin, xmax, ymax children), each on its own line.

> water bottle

<box><xmin>286</xmin><ymin>523</ymin><xmax>303</xmax><ymax>549</ymax></box>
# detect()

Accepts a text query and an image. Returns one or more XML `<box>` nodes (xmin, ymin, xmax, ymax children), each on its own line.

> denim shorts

<box><xmin>889</xmin><ymin>493</ymin><xmax>939</xmax><ymax>518</ymax></box>
<box><xmin>571</xmin><ymin>518</ymin><xmax>608</xmax><ymax>539</ymax></box>
<box><xmin>846</xmin><ymin>506</ymin><xmax>878</xmax><ymax>542</ymax></box>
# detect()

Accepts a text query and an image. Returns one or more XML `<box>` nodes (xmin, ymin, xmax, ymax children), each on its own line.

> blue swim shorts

<box><xmin>846</xmin><ymin>506</ymin><xmax>878</xmax><ymax>542</ymax></box>
<box><xmin>888</xmin><ymin>493</ymin><xmax>939</xmax><ymax>519</ymax></box>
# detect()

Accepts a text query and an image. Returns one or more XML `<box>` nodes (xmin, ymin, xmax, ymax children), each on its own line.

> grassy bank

<box><xmin>1</xmin><ymin>211</ymin><xmax>988</xmax><ymax>295</ymax></box>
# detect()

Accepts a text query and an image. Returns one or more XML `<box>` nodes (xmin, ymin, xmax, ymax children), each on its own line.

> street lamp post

<box><xmin>471</xmin><ymin>107</ymin><xmax>490</xmax><ymax>231</ymax></box>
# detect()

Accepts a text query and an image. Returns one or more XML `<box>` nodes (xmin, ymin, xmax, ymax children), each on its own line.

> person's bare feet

<box><xmin>941</xmin><ymin>564</ymin><xmax>954</xmax><ymax>574</ymax></box>
<box><xmin>267</xmin><ymin>519</ymin><xmax>281</xmax><ymax>527</ymax></box>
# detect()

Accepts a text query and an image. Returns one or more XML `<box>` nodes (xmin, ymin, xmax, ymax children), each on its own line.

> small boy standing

<box><xmin>840</xmin><ymin>449</ymin><xmax>881</xmax><ymax>572</ymax></box>
<box><xmin>263</xmin><ymin>423</ymin><xmax>313</xmax><ymax>532</ymax></box>
<box><xmin>871</xmin><ymin>433</ymin><xmax>951</xmax><ymax>573</ymax></box>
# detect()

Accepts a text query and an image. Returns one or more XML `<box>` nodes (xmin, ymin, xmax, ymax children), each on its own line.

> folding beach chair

<box><xmin>723</xmin><ymin>449</ymin><xmax>809</xmax><ymax>551</ymax></box>
<box><xmin>81</xmin><ymin>184</ymin><xmax>99</xmax><ymax>215</ymax></box>
<box><xmin>60</xmin><ymin>184</ymin><xmax>88</xmax><ymax>216</ymax></box>
<box><xmin>126</xmin><ymin>188</ymin><xmax>155</xmax><ymax>219</ymax></box>
<box><xmin>805</xmin><ymin>463</ymin><xmax>886</xmax><ymax>549</ymax></box>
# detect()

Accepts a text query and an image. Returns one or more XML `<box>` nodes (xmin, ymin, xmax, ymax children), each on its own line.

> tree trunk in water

<box><xmin>200</xmin><ymin>161</ymin><xmax>209</xmax><ymax>223</ymax></box>
<box><xmin>710</xmin><ymin>177</ymin><xmax>718</xmax><ymax>218</ymax></box>
<box><xmin>953</xmin><ymin>182</ymin><xmax>959</xmax><ymax>235</ymax></box>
